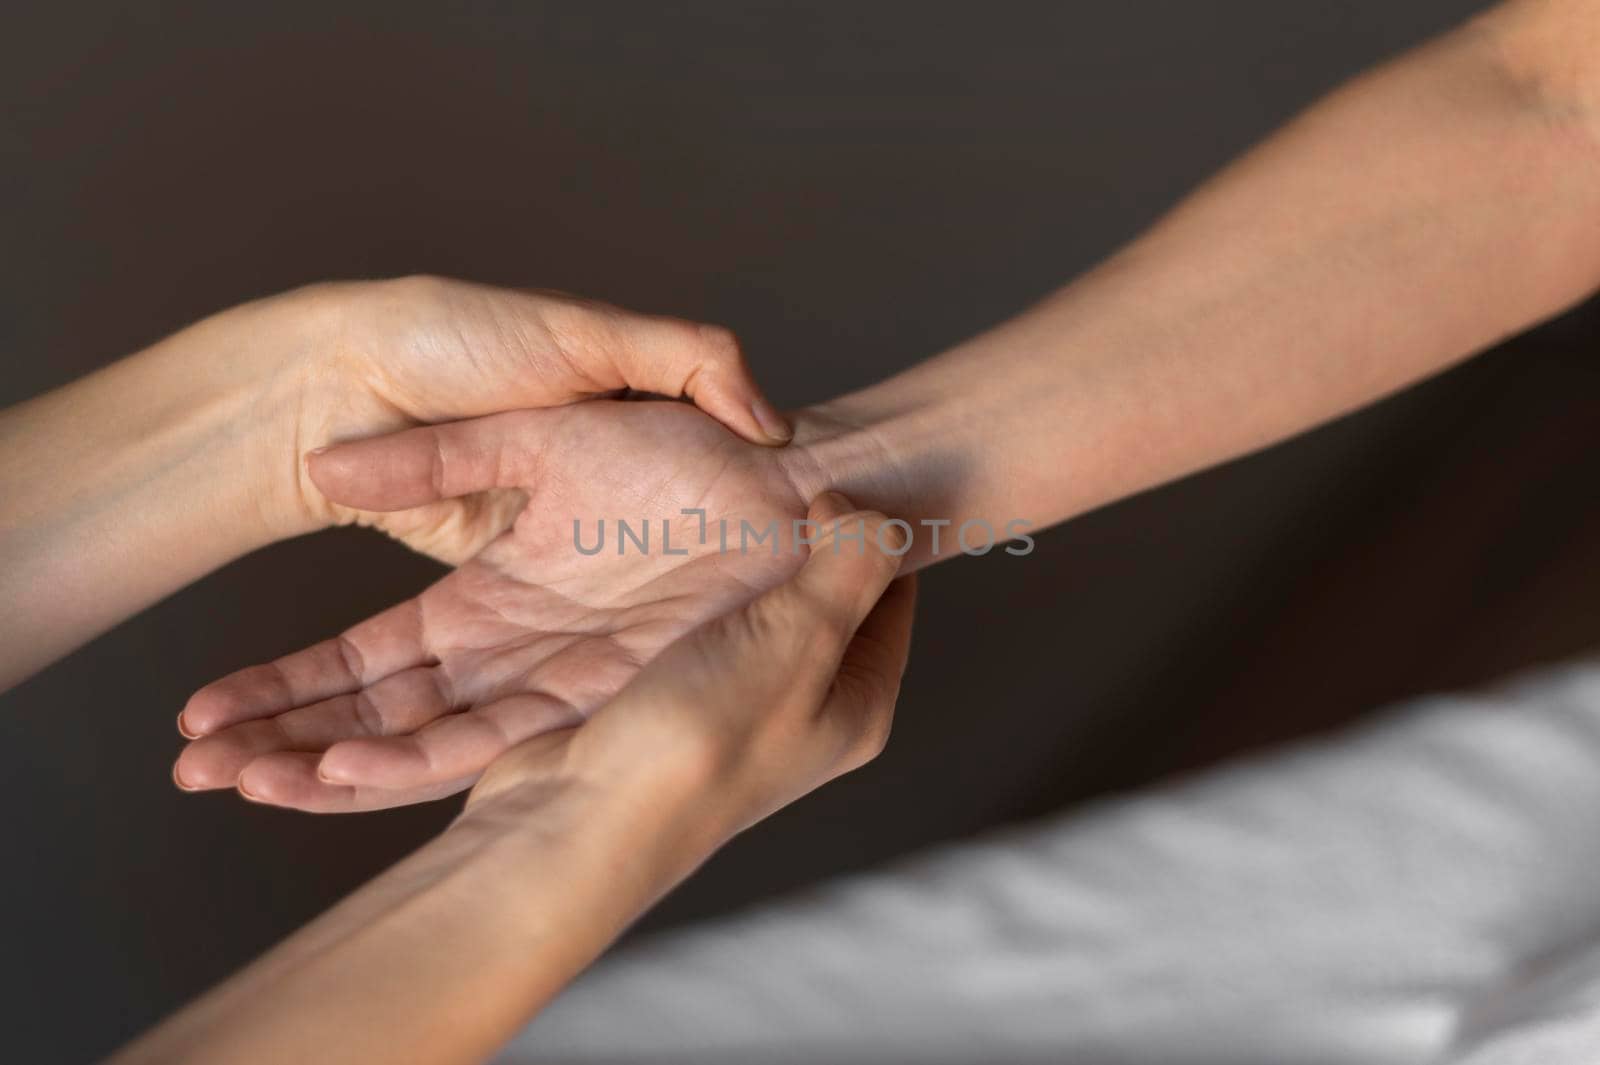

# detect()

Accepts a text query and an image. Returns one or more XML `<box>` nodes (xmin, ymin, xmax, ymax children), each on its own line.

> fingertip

<box><xmin>235</xmin><ymin>761</ymin><xmax>292</xmax><ymax>806</ymax></box>
<box><xmin>784</xmin><ymin>497</ymin><xmax>906</xmax><ymax>635</ymax></box>
<box><xmin>303</xmin><ymin>443</ymin><xmax>355</xmax><ymax>502</ymax></box>
<box><xmin>318</xmin><ymin>738</ymin><xmax>399</xmax><ymax>786</ymax></box>
<box><xmin>692</xmin><ymin>382</ymin><xmax>790</xmax><ymax>447</ymax></box>
<box><xmin>316</xmin><ymin>748</ymin><xmax>358</xmax><ymax>785</ymax></box>
<box><xmin>236</xmin><ymin>757</ymin><xmax>294</xmax><ymax>805</ymax></box>
<box><xmin>878</xmin><ymin>517</ymin><xmax>909</xmax><ymax>554</ymax></box>
<box><xmin>808</xmin><ymin>490</ymin><xmax>857</xmax><ymax>526</ymax></box>
<box><xmin>669</xmin><ymin>325</ymin><xmax>790</xmax><ymax>445</ymax></box>
<box><xmin>805</xmin><ymin>495</ymin><xmax>902</xmax><ymax>557</ymax></box>
<box><xmin>179</xmin><ymin>687</ymin><xmax>228</xmax><ymax>737</ymax></box>
<box><xmin>305</xmin><ymin>437</ymin><xmax>409</xmax><ymax>511</ymax></box>
<box><xmin>177</xmin><ymin>687</ymin><xmax>219</xmax><ymax>729</ymax></box>
<box><xmin>748</xmin><ymin>398</ymin><xmax>793</xmax><ymax>445</ymax></box>
<box><xmin>171</xmin><ymin>743</ymin><xmax>232</xmax><ymax>791</ymax></box>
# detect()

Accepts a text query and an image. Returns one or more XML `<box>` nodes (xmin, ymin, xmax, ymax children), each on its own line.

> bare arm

<box><xmin>0</xmin><ymin>278</ymin><xmax>789</xmax><ymax>692</ymax></box>
<box><xmin>168</xmin><ymin>1</ymin><xmax>1600</xmax><ymax>812</ymax></box>
<box><xmin>790</xmin><ymin>0</ymin><xmax>1600</xmax><ymax>558</ymax></box>
<box><xmin>111</xmin><ymin>498</ymin><xmax>913</xmax><ymax>1065</ymax></box>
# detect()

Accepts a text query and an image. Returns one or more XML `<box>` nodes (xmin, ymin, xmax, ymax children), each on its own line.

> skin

<box><xmin>179</xmin><ymin>0</ymin><xmax>1600</xmax><ymax>811</ymax></box>
<box><xmin>5</xmin><ymin>1</ymin><xmax>1600</xmax><ymax>1061</ymax></box>
<box><xmin>0</xmin><ymin>276</ymin><xmax>791</xmax><ymax>692</ymax></box>
<box><xmin>112</xmin><ymin>499</ymin><xmax>916</xmax><ymax>1065</ymax></box>
<box><xmin>176</xmin><ymin>400</ymin><xmax>825</xmax><ymax>810</ymax></box>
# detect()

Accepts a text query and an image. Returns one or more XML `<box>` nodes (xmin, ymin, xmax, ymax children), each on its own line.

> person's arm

<box><xmin>167</xmin><ymin>0</ymin><xmax>1600</xmax><ymax>813</ymax></box>
<box><xmin>789</xmin><ymin>0</ymin><xmax>1600</xmax><ymax>557</ymax></box>
<box><xmin>110</xmin><ymin>496</ymin><xmax>914</xmax><ymax>1065</ymax></box>
<box><xmin>0</xmin><ymin>277</ymin><xmax>790</xmax><ymax>692</ymax></box>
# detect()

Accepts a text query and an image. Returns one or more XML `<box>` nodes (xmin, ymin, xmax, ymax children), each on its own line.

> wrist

<box><xmin>467</xmin><ymin>727</ymin><xmax>724</xmax><ymax>908</ymax></box>
<box><xmin>211</xmin><ymin>281</ymin><xmax>431</xmax><ymax>544</ymax></box>
<box><xmin>173</xmin><ymin>288</ymin><xmax>348</xmax><ymax>547</ymax></box>
<box><xmin>0</xmin><ymin>293</ymin><xmax>351</xmax><ymax>685</ymax></box>
<box><xmin>780</xmin><ymin>358</ymin><xmax>1041</xmax><ymax>568</ymax></box>
<box><xmin>783</xmin><ymin>290</ymin><xmax>1157</xmax><ymax>566</ymax></box>
<box><xmin>84</xmin><ymin>292</ymin><xmax>335</xmax><ymax>557</ymax></box>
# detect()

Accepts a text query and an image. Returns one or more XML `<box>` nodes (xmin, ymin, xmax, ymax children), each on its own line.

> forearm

<box><xmin>112</xmin><ymin>741</ymin><xmax>714</xmax><ymax>1065</ymax></box>
<box><xmin>795</xmin><ymin>4</ymin><xmax>1600</xmax><ymax>560</ymax></box>
<box><xmin>117</xmin><ymin>490</ymin><xmax>913</xmax><ymax>1065</ymax></box>
<box><xmin>0</xmin><ymin>297</ymin><xmax>325</xmax><ymax>689</ymax></box>
<box><xmin>1</xmin><ymin>276</ymin><xmax>801</xmax><ymax>690</ymax></box>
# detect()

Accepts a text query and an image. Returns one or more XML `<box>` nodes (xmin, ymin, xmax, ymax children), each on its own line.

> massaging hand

<box><xmin>175</xmin><ymin>400</ymin><xmax>831</xmax><ymax>811</ymax></box>
<box><xmin>265</xmin><ymin>276</ymin><xmax>792</xmax><ymax>564</ymax></box>
<box><xmin>465</xmin><ymin>492</ymin><xmax>918</xmax><ymax>840</ymax></box>
<box><xmin>116</xmin><ymin>497</ymin><xmax>913</xmax><ymax>1065</ymax></box>
<box><xmin>0</xmin><ymin>276</ymin><xmax>792</xmax><ymax>692</ymax></box>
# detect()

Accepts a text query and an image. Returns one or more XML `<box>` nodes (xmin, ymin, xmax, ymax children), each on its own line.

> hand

<box><xmin>175</xmin><ymin>399</ymin><xmax>838</xmax><ymax>811</ymax></box>
<box><xmin>0</xmin><ymin>276</ymin><xmax>791</xmax><ymax>691</ymax></box>
<box><xmin>264</xmin><ymin>276</ymin><xmax>793</xmax><ymax>563</ymax></box>
<box><xmin>115</xmin><ymin>500</ymin><xmax>911</xmax><ymax>1065</ymax></box>
<box><xmin>465</xmin><ymin>492</ymin><xmax>917</xmax><ymax>845</ymax></box>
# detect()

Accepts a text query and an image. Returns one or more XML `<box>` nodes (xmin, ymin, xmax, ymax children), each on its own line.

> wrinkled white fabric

<box><xmin>499</xmin><ymin>658</ymin><xmax>1600</xmax><ymax>1065</ymax></box>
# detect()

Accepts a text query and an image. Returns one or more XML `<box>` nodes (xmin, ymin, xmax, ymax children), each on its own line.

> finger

<box><xmin>179</xmin><ymin>597</ymin><xmax>430</xmax><ymax>738</ymax></box>
<box><xmin>305</xmin><ymin>409</ymin><xmax>560</xmax><ymax>512</ymax></box>
<box><xmin>628</xmin><ymin>492</ymin><xmax>905</xmax><ymax>706</ymax></box>
<box><xmin>173</xmin><ymin>665</ymin><xmax>455</xmax><ymax>791</ymax></box>
<box><xmin>617</xmin><ymin>319</ymin><xmax>791</xmax><ymax>446</ymax></box>
<box><xmin>574</xmin><ymin>493</ymin><xmax>911</xmax><ymax>799</ymax></box>
<box><xmin>825</xmin><ymin>574</ymin><xmax>917</xmax><ymax>763</ymax></box>
<box><xmin>234</xmin><ymin>752</ymin><xmax>477</xmax><ymax>813</ymax></box>
<box><xmin>535</xmin><ymin>297</ymin><xmax>791</xmax><ymax>446</ymax></box>
<box><xmin>764</xmin><ymin>492</ymin><xmax>908</xmax><ymax>664</ymax></box>
<box><xmin>317</xmin><ymin>691</ymin><xmax>585</xmax><ymax>790</ymax></box>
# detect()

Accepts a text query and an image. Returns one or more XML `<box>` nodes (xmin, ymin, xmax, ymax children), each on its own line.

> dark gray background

<box><xmin>5</xmin><ymin>1</ymin><xmax>1600</xmax><ymax>1061</ymax></box>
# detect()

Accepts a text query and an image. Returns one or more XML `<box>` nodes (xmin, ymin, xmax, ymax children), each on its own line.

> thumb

<box><xmin>537</xmin><ymin>298</ymin><xmax>791</xmax><ymax>446</ymax></box>
<box><xmin>619</xmin><ymin>325</ymin><xmax>792</xmax><ymax>446</ymax></box>
<box><xmin>306</xmin><ymin>409</ymin><xmax>558</xmax><ymax>512</ymax></box>
<box><xmin>776</xmin><ymin>491</ymin><xmax>909</xmax><ymax>642</ymax></box>
<box><xmin>706</xmin><ymin>491</ymin><xmax>911</xmax><ymax>705</ymax></box>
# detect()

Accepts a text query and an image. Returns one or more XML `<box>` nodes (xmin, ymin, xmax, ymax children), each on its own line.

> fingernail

<box><xmin>236</xmin><ymin>774</ymin><xmax>262</xmax><ymax>802</ymax></box>
<box><xmin>308</xmin><ymin>445</ymin><xmax>330</xmax><ymax>456</ymax></box>
<box><xmin>881</xmin><ymin>520</ymin><xmax>909</xmax><ymax>553</ymax></box>
<box><xmin>317</xmin><ymin>755</ymin><xmax>351</xmax><ymax>784</ymax></box>
<box><xmin>814</xmin><ymin>490</ymin><xmax>855</xmax><ymax>525</ymax></box>
<box><xmin>176</xmin><ymin>710</ymin><xmax>201</xmax><ymax>739</ymax></box>
<box><xmin>750</xmin><ymin>399</ymin><xmax>792</xmax><ymax>443</ymax></box>
<box><xmin>172</xmin><ymin>762</ymin><xmax>197</xmax><ymax>792</ymax></box>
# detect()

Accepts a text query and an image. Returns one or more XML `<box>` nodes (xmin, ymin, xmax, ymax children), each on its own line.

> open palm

<box><xmin>176</xmin><ymin>401</ymin><xmax>816</xmax><ymax>811</ymax></box>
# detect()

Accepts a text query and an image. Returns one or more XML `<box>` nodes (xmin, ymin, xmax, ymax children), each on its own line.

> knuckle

<box><xmin>692</xmin><ymin>322</ymin><xmax>744</xmax><ymax>364</ymax></box>
<box><xmin>839</xmin><ymin>650</ymin><xmax>904</xmax><ymax>714</ymax></box>
<box><xmin>749</xmin><ymin>594</ymin><xmax>820</xmax><ymax>652</ymax></box>
<box><xmin>534</xmin><ymin>292</ymin><xmax>606</xmax><ymax>349</ymax></box>
<box><xmin>750</xmin><ymin>592</ymin><xmax>850</xmax><ymax>664</ymax></box>
<box><xmin>807</xmin><ymin>606</ymin><xmax>858</xmax><ymax>655</ymax></box>
<box><xmin>389</xmin><ymin>273</ymin><xmax>451</xmax><ymax>302</ymax></box>
<box><xmin>864</xmin><ymin>538</ymin><xmax>904</xmax><ymax>580</ymax></box>
<box><xmin>853</xmin><ymin>712</ymin><xmax>893</xmax><ymax>764</ymax></box>
<box><xmin>351</xmin><ymin>690</ymin><xmax>388</xmax><ymax>737</ymax></box>
<box><xmin>832</xmin><ymin>710</ymin><xmax>893</xmax><ymax>776</ymax></box>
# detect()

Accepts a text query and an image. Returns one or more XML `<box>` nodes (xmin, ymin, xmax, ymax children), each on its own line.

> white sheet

<box><xmin>499</xmin><ymin>657</ymin><xmax>1600</xmax><ymax>1065</ymax></box>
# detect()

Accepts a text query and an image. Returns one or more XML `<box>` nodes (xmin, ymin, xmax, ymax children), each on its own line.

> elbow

<box><xmin>1475</xmin><ymin>0</ymin><xmax>1600</xmax><ymax>125</ymax></box>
